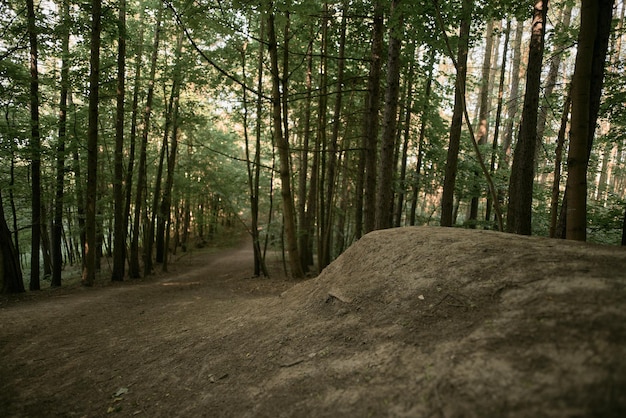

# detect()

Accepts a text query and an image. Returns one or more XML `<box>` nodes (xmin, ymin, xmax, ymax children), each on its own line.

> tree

<box><xmin>130</xmin><ymin>6</ymin><xmax>163</xmax><ymax>279</ymax></box>
<box><xmin>468</xmin><ymin>20</ymin><xmax>495</xmax><ymax>227</ymax></box>
<box><xmin>359</xmin><ymin>1</ymin><xmax>384</xmax><ymax>237</ymax></box>
<box><xmin>267</xmin><ymin>2</ymin><xmax>304</xmax><ymax>278</ymax></box>
<box><xmin>26</xmin><ymin>0</ymin><xmax>41</xmax><ymax>291</ymax></box>
<box><xmin>440</xmin><ymin>0</ymin><xmax>472</xmax><ymax>227</ymax></box>
<box><xmin>566</xmin><ymin>0</ymin><xmax>615</xmax><ymax>241</ymax></box>
<box><xmin>51</xmin><ymin>0</ymin><xmax>70</xmax><ymax>288</ymax></box>
<box><xmin>82</xmin><ymin>0</ymin><xmax>102</xmax><ymax>286</ymax></box>
<box><xmin>112</xmin><ymin>0</ymin><xmax>127</xmax><ymax>281</ymax></box>
<box><xmin>0</xmin><ymin>190</ymin><xmax>24</xmax><ymax>294</ymax></box>
<box><xmin>320</xmin><ymin>2</ymin><xmax>347</xmax><ymax>269</ymax></box>
<box><xmin>506</xmin><ymin>0</ymin><xmax>548</xmax><ymax>235</ymax></box>
<box><xmin>375</xmin><ymin>0</ymin><xmax>403</xmax><ymax>231</ymax></box>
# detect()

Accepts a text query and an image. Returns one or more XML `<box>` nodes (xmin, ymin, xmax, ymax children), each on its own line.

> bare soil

<box><xmin>1</xmin><ymin>226</ymin><xmax>626</xmax><ymax>417</ymax></box>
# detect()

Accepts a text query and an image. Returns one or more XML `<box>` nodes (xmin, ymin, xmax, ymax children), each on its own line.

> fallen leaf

<box><xmin>113</xmin><ymin>387</ymin><xmax>129</xmax><ymax>397</ymax></box>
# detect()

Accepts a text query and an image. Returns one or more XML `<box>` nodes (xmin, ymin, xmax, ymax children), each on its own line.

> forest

<box><xmin>1</xmin><ymin>0</ymin><xmax>625</xmax><ymax>293</ymax></box>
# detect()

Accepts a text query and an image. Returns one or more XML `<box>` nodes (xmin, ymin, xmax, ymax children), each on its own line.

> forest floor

<box><xmin>1</xmin><ymin>226</ymin><xmax>626</xmax><ymax>417</ymax></box>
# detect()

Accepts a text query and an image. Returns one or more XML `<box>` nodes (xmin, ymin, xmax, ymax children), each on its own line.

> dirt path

<box><xmin>0</xmin><ymin>238</ymin><xmax>293</xmax><ymax>417</ymax></box>
<box><xmin>2</xmin><ymin>227</ymin><xmax>626</xmax><ymax>417</ymax></box>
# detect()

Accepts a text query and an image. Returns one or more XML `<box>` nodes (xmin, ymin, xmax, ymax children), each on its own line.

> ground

<box><xmin>1</xmin><ymin>226</ymin><xmax>626</xmax><ymax>417</ymax></box>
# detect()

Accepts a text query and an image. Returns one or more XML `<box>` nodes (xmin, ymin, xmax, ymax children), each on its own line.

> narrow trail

<box><xmin>0</xmin><ymin>237</ymin><xmax>293</xmax><ymax>417</ymax></box>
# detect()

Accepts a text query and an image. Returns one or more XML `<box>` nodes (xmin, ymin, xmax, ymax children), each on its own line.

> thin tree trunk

<box><xmin>320</xmin><ymin>2</ymin><xmax>347</xmax><ymax>269</ymax></box>
<box><xmin>549</xmin><ymin>84</ymin><xmax>571</xmax><ymax>238</ymax></box>
<box><xmin>112</xmin><ymin>0</ymin><xmax>127</xmax><ymax>281</ymax></box>
<box><xmin>394</xmin><ymin>42</ymin><xmax>416</xmax><ymax>228</ymax></box>
<box><xmin>375</xmin><ymin>0</ymin><xmax>403</xmax><ymax>231</ymax></box>
<box><xmin>52</xmin><ymin>0</ymin><xmax>70</xmax><ymax>288</ymax></box>
<box><xmin>158</xmin><ymin>31</ymin><xmax>184</xmax><ymax>268</ymax></box>
<box><xmin>363</xmin><ymin>1</ymin><xmax>384</xmax><ymax>235</ymax></box>
<box><xmin>502</xmin><ymin>21</ymin><xmax>524</xmax><ymax>162</ymax></box>
<box><xmin>123</xmin><ymin>7</ymin><xmax>145</xmax><ymax>273</ymax></box>
<box><xmin>130</xmin><ymin>6</ymin><xmax>162</xmax><ymax>278</ymax></box>
<box><xmin>267</xmin><ymin>3</ymin><xmax>303</xmax><ymax>278</ymax></box>
<box><xmin>81</xmin><ymin>0</ymin><xmax>102</xmax><ymax>286</ymax></box>
<box><xmin>409</xmin><ymin>50</ymin><xmax>435</xmax><ymax>226</ymax></box>
<box><xmin>298</xmin><ymin>32</ymin><xmax>313</xmax><ymax>274</ymax></box>
<box><xmin>469</xmin><ymin>20</ymin><xmax>495</xmax><ymax>226</ymax></box>
<box><xmin>69</xmin><ymin>92</ymin><xmax>85</xmax><ymax>268</ymax></box>
<box><xmin>40</xmin><ymin>202</ymin><xmax>52</xmax><ymax>278</ymax></box>
<box><xmin>485</xmin><ymin>20</ymin><xmax>511</xmax><ymax>225</ymax></box>
<box><xmin>506</xmin><ymin>0</ymin><xmax>548</xmax><ymax>235</ymax></box>
<box><xmin>440</xmin><ymin>0</ymin><xmax>472</xmax><ymax>227</ymax></box>
<box><xmin>253</xmin><ymin>18</ymin><xmax>268</xmax><ymax>276</ymax></box>
<box><xmin>316</xmin><ymin>4</ymin><xmax>329</xmax><ymax>270</ymax></box>
<box><xmin>27</xmin><ymin>0</ymin><xmax>41</xmax><ymax>291</ymax></box>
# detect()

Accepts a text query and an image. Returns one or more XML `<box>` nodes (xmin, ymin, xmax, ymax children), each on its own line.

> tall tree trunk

<box><xmin>253</xmin><ymin>18</ymin><xmax>268</xmax><ymax>276</ymax></box>
<box><xmin>394</xmin><ymin>42</ymin><xmax>416</xmax><ymax>228</ymax></box>
<box><xmin>440</xmin><ymin>0</ymin><xmax>472</xmax><ymax>227</ymax></box>
<box><xmin>375</xmin><ymin>0</ymin><xmax>403</xmax><ymax>231</ymax></box>
<box><xmin>146</xmin><ymin>110</ymin><xmax>168</xmax><ymax>274</ymax></box>
<box><xmin>112</xmin><ymin>0</ymin><xmax>127</xmax><ymax>281</ymax></box>
<box><xmin>27</xmin><ymin>0</ymin><xmax>41</xmax><ymax>291</ymax></box>
<box><xmin>506</xmin><ymin>0</ymin><xmax>548</xmax><ymax>235</ymax></box>
<box><xmin>469</xmin><ymin>20</ymin><xmax>495</xmax><ymax>226</ymax></box>
<box><xmin>267</xmin><ymin>3</ymin><xmax>303</xmax><ymax>278</ymax></box>
<box><xmin>52</xmin><ymin>0</ymin><xmax>70</xmax><ymax>288</ymax></box>
<box><xmin>316</xmin><ymin>5</ymin><xmax>329</xmax><ymax>270</ymax></box>
<box><xmin>70</xmin><ymin>92</ymin><xmax>86</xmax><ymax>268</ymax></box>
<box><xmin>298</xmin><ymin>32</ymin><xmax>314</xmax><ymax>274</ymax></box>
<box><xmin>549</xmin><ymin>85</ymin><xmax>571</xmax><ymax>238</ymax></box>
<box><xmin>409</xmin><ymin>50</ymin><xmax>435</xmax><ymax>226</ymax></box>
<box><xmin>565</xmin><ymin>0</ymin><xmax>601</xmax><ymax>241</ymax></box>
<box><xmin>81</xmin><ymin>0</ymin><xmax>102</xmax><ymax>286</ymax></box>
<box><xmin>123</xmin><ymin>7</ymin><xmax>145</xmax><ymax>273</ymax></box>
<box><xmin>485</xmin><ymin>20</ymin><xmax>511</xmax><ymax>225</ymax></box>
<box><xmin>362</xmin><ymin>1</ymin><xmax>384</xmax><ymax>235</ymax></box>
<box><xmin>157</xmin><ymin>31</ymin><xmax>184</xmax><ymax>267</ymax></box>
<box><xmin>320</xmin><ymin>2</ymin><xmax>347</xmax><ymax>269</ymax></box>
<box><xmin>130</xmin><ymin>7</ymin><xmax>162</xmax><ymax>278</ymax></box>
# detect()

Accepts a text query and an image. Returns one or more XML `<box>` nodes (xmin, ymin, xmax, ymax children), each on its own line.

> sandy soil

<box><xmin>1</xmin><ymin>226</ymin><xmax>625</xmax><ymax>417</ymax></box>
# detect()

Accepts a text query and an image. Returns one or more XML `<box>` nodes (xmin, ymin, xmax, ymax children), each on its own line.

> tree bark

<box><xmin>130</xmin><ymin>7</ymin><xmax>162</xmax><ymax>278</ymax></box>
<box><xmin>298</xmin><ymin>32</ymin><xmax>313</xmax><ymax>274</ymax></box>
<box><xmin>253</xmin><ymin>18</ymin><xmax>268</xmax><ymax>276</ymax></box>
<box><xmin>362</xmin><ymin>1</ymin><xmax>384</xmax><ymax>235</ymax></box>
<box><xmin>81</xmin><ymin>0</ymin><xmax>102</xmax><ymax>286</ymax></box>
<box><xmin>485</xmin><ymin>20</ymin><xmax>511</xmax><ymax>225</ymax></box>
<box><xmin>394</xmin><ymin>43</ymin><xmax>415</xmax><ymax>228</ymax></box>
<box><xmin>375</xmin><ymin>0</ymin><xmax>403</xmax><ymax>231</ymax></box>
<box><xmin>112</xmin><ymin>0</ymin><xmax>127</xmax><ymax>281</ymax></box>
<box><xmin>320</xmin><ymin>2</ymin><xmax>347</xmax><ymax>269</ymax></box>
<box><xmin>565</xmin><ymin>0</ymin><xmax>599</xmax><ymax>241</ymax></box>
<box><xmin>157</xmin><ymin>31</ymin><xmax>184</xmax><ymax>267</ymax></box>
<box><xmin>440</xmin><ymin>0</ymin><xmax>472</xmax><ymax>227</ymax></box>
<box><xmin>469</xmin><ymin>20</ymin><xmax>495</xmax><ymax>227</ymax></box>
<box><xmin>267</xmin><ymin>3</ymin><xmax>303</xmax><ymax>278</ymax></box>
<box><xmin>409</xmin><ymin>50</ymin><xmax>435</xmax><ymax>226</ymax></box>
<box><xmin>506</xmin><ymin>0</ymin><xmax>548</xmax><ymax>235</ymax></box>
<box><xmin>27</xmin><ymin>0</ymin><xmax>41</xmax><ymax>291</ymax></box>
<box><xmin>549</xmin><ymin>85</ymin><xmax>571</xmax><ymax>238</ymax></box>
<box><xmin>0</xmin><ymin>191</ymin><xmax>25</xmax><ymax>294</ymax></box>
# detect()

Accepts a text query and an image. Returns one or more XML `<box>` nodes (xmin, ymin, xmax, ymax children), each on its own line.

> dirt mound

<box><xmin>252</xmin><ymin>227</ymin><xmax>626</xmax><ymax>417</ymax></box>
<box><xmin>2</xmin><ymin>227</ymin><xmax>626</xmax><ymax>417</ymax></box>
